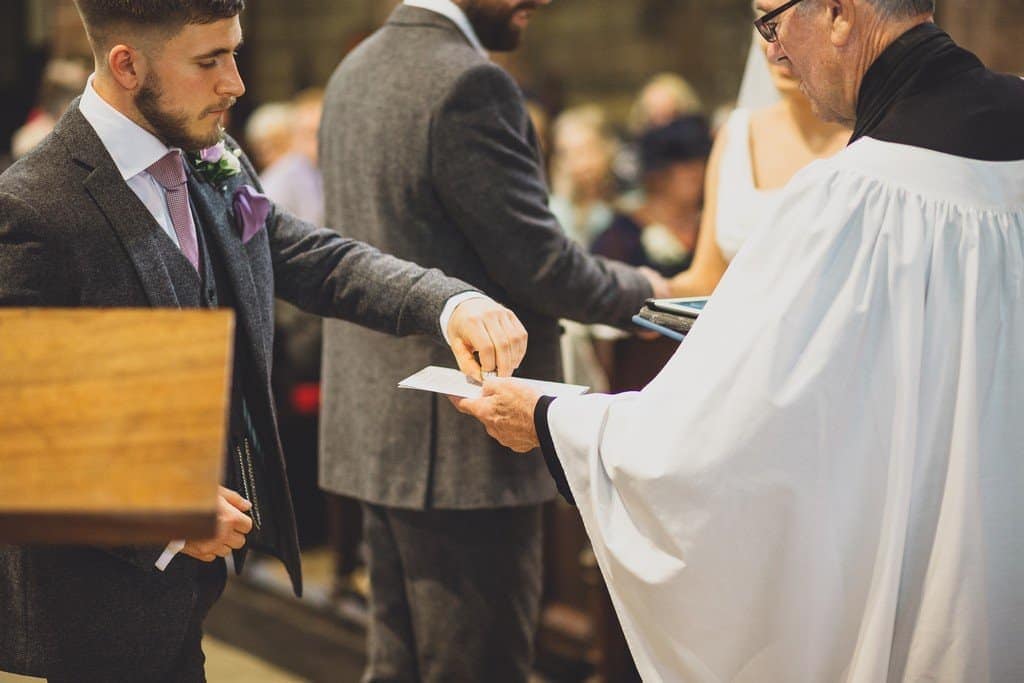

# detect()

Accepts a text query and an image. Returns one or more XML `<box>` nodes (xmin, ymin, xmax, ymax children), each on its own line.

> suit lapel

<box><xmin>83</xmin><ymin>166</ymin><xmax>187</xmax><ymax>307</ymax></box>
<box><xmin>188</xmin><ymin>173</ymin><xmax>271</xmax><ymax>374</ymax></box>
<box><xmin>56</xmin><ymin>105</ymin><xmax>183</xmax><ymax>308</ymax></box>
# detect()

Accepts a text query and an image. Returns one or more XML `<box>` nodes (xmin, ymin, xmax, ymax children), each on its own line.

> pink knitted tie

<box><xmin>147</xmin><ymin>151</ymin><xmax>199</xmax><ymax>272</ymax></box>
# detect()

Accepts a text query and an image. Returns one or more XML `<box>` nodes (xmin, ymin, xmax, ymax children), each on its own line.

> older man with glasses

<box><xmin>455</xmin><ymin>1</ymin><xmax>1024</xmax><ymax>680</ymax></box>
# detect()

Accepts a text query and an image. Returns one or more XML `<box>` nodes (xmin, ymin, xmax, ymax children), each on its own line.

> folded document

<box><xmin>399</xmin><ymin>366</ymin><xmax>589</xmax><ymax>399</ymax></box>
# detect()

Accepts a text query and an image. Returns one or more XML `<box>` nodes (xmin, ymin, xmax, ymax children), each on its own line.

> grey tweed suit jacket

<box><xmin>319</xmin><ymin>5</ymin><xmax>652</xmax><ymax>510</ymax></box>
<box><xmin>0</xmin><ymin>102</ymin><xmax>471</xmax><ymax>679</ymax></box>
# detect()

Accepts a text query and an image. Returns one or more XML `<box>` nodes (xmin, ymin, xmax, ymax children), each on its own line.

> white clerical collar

<box><xmin>403</xmin><ymin>0</ymin><xmax>488</xmax><ymax>58</ymax></box>
<box><xmin>79</xmin><ymin>73</ymin><xmax>178</xmax><ymax>181</ymax></box>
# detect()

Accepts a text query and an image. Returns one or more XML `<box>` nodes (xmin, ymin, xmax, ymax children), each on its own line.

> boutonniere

<box><xmin>189</xmin><ymin>141</ymin><xmax>242</xmax><ymax>184</ymax></box>
<box><xmin>233</xmin><ymin>184</ymin><xmax>272</xmax><ymax>244</ymax></box>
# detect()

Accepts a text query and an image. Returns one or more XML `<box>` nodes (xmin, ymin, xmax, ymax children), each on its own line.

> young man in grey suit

<box><xmin>0</xmin><ymin>2</ymin><xmax>527</xmax><ymax>681</ymax></box>
<box><xmin>319</xmin><ymin>1</ymin><xmax>669</xmax><ymax>679</ymax></box>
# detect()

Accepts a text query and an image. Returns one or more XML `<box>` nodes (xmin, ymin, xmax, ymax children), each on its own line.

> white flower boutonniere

<box><xmin>641</xmin><ymin>223</ymin><xmax>690</xmax><ymax>266</ymax></box>
<box><xmin>189</xmin><ymin>141</ymin><xmax>242</xmax><ymax>184</ymax></box>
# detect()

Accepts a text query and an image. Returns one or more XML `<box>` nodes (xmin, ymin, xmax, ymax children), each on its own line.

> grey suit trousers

<box><xmin>44</xmin><ymin>558</ymin><xmax>226</xmax><ymax>683</ymax></box>
<box><xmin>362</xmin><ymin>504</ymin><xmax>542</xmax><ymax>683</ymax></box>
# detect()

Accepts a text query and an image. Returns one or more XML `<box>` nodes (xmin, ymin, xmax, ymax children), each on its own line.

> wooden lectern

<box><xmin>0</xmin><ymin>309</ymin><xmax>234</xmax><ymax>545</ymax></box>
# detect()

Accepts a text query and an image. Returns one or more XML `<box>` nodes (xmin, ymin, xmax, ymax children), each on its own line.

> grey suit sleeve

<box><xmin>0</xmin><ymin>192</ymin><xmax>73</xmax><ymax>305</ymax></box>
<box><xmin>230</xmin><ymin>147</ymin><xmax>478</xmax><ymax>342</ymax></box>
<box><xmin>430</xmin><ymin>64</ymin><xmax>653</xmax><ymax>327</ymax></box>
<box><xmin>267</xmin><ymin>208</ymin><xmax>476</xmax><ymax>340</ymax></box>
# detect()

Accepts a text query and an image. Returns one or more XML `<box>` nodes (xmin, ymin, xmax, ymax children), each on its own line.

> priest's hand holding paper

<box><xmin>182</xmin><ymin>486</ymin><xmax>254</xmax><ymax>562</ymax></box>
<box><xmin>446</xmin><ymin>297</ymin><xmax>529</xmax><ymax>382</ymax></box>
<box><xmin>451</xmin><ymin>379</ymin><xmax>542</xmax><ymax>453</ymax></box>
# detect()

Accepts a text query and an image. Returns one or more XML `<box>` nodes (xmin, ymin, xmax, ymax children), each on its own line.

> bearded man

<box><xmin>317</xmin><ymin>0</ymin><xmax>673</xmax><ymax>680</ymax></box>
<box><xmin>456</xmin><ymin>0</ymin><xmax>1024</xmax><ymax>680</ymax></box>
<box><xmin>0</xmin><ymin>1</ymin><xmax>529</xmax><ymax>681</ymax></box>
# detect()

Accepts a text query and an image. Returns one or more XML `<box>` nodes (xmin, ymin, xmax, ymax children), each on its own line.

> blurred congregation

<box><xmin>2</xmin><ymin>1</ymin><xmax>1022</xmax><ymax>681</ymax></box>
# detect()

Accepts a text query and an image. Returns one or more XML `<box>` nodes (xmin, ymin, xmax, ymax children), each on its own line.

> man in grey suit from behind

<box><xmin>319</xmin><ymin>0</ymin><xmax>666</xmax><ymax>679</ymax></box>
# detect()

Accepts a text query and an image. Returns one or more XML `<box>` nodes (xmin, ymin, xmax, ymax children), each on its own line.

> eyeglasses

<box><xmin>754</xmin><ymin>0</ymin><xmax>806</xmax><ymax>43</ymax></box>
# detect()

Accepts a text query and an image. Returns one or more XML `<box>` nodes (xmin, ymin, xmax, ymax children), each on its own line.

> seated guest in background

<box><xmin>549</xmin><ymin>104</ymin><xmax>620</xmax><ymax>392</ymax></box>
<box><xmin>259</xmin><ymin>86</ymin><xmax>327</xmax><ymax>412</ymax></box>
<box><xmin>616</xmin><ymin>72</ymin><xmax>704</xmax><ymax>190</ymax></box>
<box><xmin>456</xmin><ymin>1</ymin><xmax>1024</xmax><ymax>680</ymax></box>
<box><xmin>0</xmin><ymin>2</ymin><xmax>527</xmax><ymax>681</ymax></box>
<box><xmin>243</xmin><ymin>100</ymin><xmax>294</xmax><ymax>173</ymax></box>
<box><xmin>11</xmin><ymin>59</ymin><xmax>90</xmax><ymax>160</ymax></box>
<box><xmin>594</xmin><ymin>115</ymin><xmax>712</xmax><ymax>278</ymax></box>
<box><xmin>628</xmin><ymin>72</ymin><xmax>704</xmax><ymax>136</ymax></box>
<box><xmin>549</xmin><ymin>105</ymin><xmax>618</xmax><ymax>249</ymax></box>
<box><xmin>261</xmin><ymin>88</ymin><xmax>324</xmax><ymax>226</ymax></box>
<box><xmin>668</xmin><ymin>26</ymin><xmax>849</xmax><ymax>299</ymax></box>
<box><xmin>591</xmin><ymin>115</ymin><xmax>712</xmax><ymax>392</ymax></box>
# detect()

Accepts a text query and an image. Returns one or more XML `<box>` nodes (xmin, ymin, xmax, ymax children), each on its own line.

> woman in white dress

<box><xmin>668</xmin><ymin>34</ymin><xmax>850</xmax><ymax>298</ymax></box>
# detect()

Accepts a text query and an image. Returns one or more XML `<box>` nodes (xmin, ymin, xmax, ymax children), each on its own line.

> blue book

<box><xmin>631</xmin><ymin>315</ymin><xmax>686</xmax><ymax>342</ymax></box>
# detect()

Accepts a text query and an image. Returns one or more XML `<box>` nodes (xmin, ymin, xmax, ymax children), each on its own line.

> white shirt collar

<box><xmin>403</xmin><ymin>0</ymin><xmax>488</xmax><ymax>58</ymax></box>
<box><xmin>78</xmin><ymin>74</ymin><xmax>177</xmax><ymax>181</ymax></box>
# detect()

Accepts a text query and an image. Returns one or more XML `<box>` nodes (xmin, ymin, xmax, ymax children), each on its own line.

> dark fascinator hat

<box><xmin>639</xmin><ymin>115</ymin><xmax>713</xmax><ymax>175</ymax></box>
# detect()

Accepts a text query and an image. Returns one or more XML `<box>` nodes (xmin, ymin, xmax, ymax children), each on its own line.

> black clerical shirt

<box><xmin>850</xmin><ymin>22</ymin><xmax>1024</xmax><ymax>160</ymax></box>
<box><xmin>536</xmin><ymin>22</ymin><xmax>1024</xmax><ymax>506</ymax></box>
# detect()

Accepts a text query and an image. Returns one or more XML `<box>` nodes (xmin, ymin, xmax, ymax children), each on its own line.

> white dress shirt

<box><xmin>403</xmin><ymin>0</ymin><xmax>488</xmax><ymax>57</ymax></box>
<box><xmin>77</xmin><ymin>75</ymin><xmax>487</xmax><ymax>569</ymax></box>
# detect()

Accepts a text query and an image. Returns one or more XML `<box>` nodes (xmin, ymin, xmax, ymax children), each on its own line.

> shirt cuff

<box><xmin>535</xmin><ymin>395</ymin><xmax>575</xmax><ymax>506</ymax></box>
<box><xmin>439</xmin><ymin>292</ymin><xmax>492</xmax><ymax>345</ymax></box>
<box><xmin>155</xmin><ymin>539</ymin><xmax>186</xmax><ymax>571</ymax></box>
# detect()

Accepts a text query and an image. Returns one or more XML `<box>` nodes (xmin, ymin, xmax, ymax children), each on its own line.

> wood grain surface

<box><xmin>0</xmin><ymin>309</ymin><xmax>234</xmax><ymax>543</ymax></box>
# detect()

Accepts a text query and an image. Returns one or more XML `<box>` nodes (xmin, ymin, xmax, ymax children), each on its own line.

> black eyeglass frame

<box><xmin>754</xmin><ymin>0</ymin><xmax>807</xmax><ymax>43</ymax></box>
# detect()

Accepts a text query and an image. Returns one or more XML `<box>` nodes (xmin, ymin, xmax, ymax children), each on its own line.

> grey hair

<box><xmin>866</xmin><ymin>0</ymin><xmax>935</xmax><ymax>17</ymax></box>
<box><xmin>798</xmin><ymin>0</ymin><xmax>935</xmax><ymax>19</ymax></box>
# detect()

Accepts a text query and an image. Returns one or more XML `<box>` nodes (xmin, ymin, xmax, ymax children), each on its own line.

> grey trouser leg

<box><xmin>361</xmin><ymin>503</ymin><xmax>543</xmax><ymax>683</ymax></box>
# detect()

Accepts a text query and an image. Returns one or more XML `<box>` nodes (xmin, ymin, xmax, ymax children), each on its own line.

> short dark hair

<box><xmin>74</xmin><ymin>0</ymin><xmax>245</xmax><ymax>51</ymax></box>
<box><xmin>640</xmin><ymin>116</ymin><xmax>713</xmax><ymax>175</ymax></box>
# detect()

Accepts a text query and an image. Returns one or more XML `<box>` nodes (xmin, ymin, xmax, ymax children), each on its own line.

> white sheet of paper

<box><xmin>398</xmin><ymin>366</ymin><xmax>589</xmax><ymax>399</ymax></box>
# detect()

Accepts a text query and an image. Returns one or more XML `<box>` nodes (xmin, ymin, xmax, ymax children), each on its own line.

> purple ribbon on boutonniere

<box><xmin>232</xmin><ymin>184</ymin><xmax>271</xmax><ymax>244</ymax></box>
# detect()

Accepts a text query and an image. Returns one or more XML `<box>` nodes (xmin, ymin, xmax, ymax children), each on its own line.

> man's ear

<box><xmin>106</xmin><ymin>44</ymin><xmax>145</xmax><ymax>92</ymax></box>
<box><xmin>829</xmin><ymin>0</ymin><xmax>855</xmax><ymax>47</ymax></box>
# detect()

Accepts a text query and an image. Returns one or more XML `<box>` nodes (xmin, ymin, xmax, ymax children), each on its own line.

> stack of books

<box><xmin>631</xmin><ymin>297</ymin><xmax>707</xmax><ymax>342</ymax></box>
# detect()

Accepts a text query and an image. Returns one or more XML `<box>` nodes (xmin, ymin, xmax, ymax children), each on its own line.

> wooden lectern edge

<box><xmin>0</xmin><ymin>511</ymin><xmax>218</xmax><ymax>546</ymax></box>
<box><xmin>0</xmin><ymin>309</ymin><xmax>234</xmax><ymax>544</ymax></box>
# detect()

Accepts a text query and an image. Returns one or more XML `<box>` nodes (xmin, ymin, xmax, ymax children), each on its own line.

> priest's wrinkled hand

<box><xmin>447</xmin><ymin>298</ymin><xmax>528</xmax><ymax>382</ymax></box>
<box><xmin>182</xmin><ymin>486</ymin><xmax>253</xmax><ymax>562</ymax></box>
<box><xmin>451</xmin><ymin>379</ymin><xmax>541</xmax><ymax>453</ymax></box>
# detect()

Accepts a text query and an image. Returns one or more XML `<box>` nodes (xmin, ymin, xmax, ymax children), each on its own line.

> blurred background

<box><xmin>4</xmin><ymin>0</ymin><xmax>1022</xmax><ymax>170</ymax></box>
<box><xmin>1</xmin><ymin>1</ymin><xmax>1021</xmax><ymax>681</ymax></box>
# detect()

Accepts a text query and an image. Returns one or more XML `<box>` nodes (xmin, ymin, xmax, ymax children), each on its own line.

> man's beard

<box><xmin>135</xmin><ymin>72</ymin><xmax>228</xmax><ymax>152</ymax></box>
<box><xmin>463</xmin><ymin>0</ymin><xmax>538</xmax><ymax>52</ymax></box>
